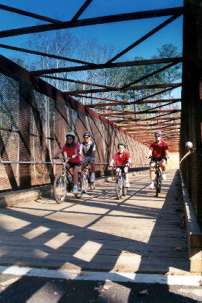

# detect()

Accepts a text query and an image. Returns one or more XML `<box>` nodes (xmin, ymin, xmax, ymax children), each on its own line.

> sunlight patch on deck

<box><xmin>45</xmin><ymin>233</ymin><xmax>73</xmax><ymax>250</ymax></box>
<box><xmin>73</xmin><ymin>241</ymin><xmax>102</xmax><ymax>262</ymax></box>
<box><xmin>23</xmin><ymin>226</ymin><xmax>49</xmax><ymax>240</ymax></box>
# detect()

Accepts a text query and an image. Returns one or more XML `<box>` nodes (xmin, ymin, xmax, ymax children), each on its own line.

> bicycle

<box><xmin>114</xmin><ymin>166</ymin><xmax>128</xmax><ymax>199</ymax></box>
<box><xmin>53</xmin><ymin>159</ymin><xmax>88</xmax><ymax>203</ymax></box>
<box><xmin>154</xmin><ymin>160</ymin><xmax>162</xmax><ymax>197</ymax></box>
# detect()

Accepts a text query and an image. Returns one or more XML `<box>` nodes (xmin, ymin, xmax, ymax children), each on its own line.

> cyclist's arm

<box><xmin>125</xmin><ymin>157</ymin><xmax>131</xmax><ymax>167</ymax></box>
<box><xmin>91</xmin><ymin>142</ymin><xmax>96</xmax><ymax>158</ymax></box>
<box><xmin>71</xmin><ymin>143</ymin><xmax>81</xmax><ymax>159</ymax></box>
<box><xmin>148</xmin><ymin>149</ymin><xmax>152</xmax><ymax>158</ymax></box>
<box><xmin>165</xmin><ymin>149</ymin><xmax>169</xmax><ymax>160</ymax></box>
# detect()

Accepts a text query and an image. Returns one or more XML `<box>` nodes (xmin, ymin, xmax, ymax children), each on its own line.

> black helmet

<box><xmin>83</xmin><ymin>131</ymin><xmax>92</xmax><ymax>138</ymax></box>
<box><xmin>66</xmin><ymin>131</ymin><xmax>76</xmax><ymax>139</ymax></box>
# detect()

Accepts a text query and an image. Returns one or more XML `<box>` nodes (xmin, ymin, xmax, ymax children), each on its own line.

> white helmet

<box><xmin>66</xmin><ymin>131</ymin><xmax>76</xmax><ymax>139</ymax></box>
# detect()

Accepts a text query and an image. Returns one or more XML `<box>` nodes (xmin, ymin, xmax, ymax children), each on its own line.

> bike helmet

<box><xmin>66</xmin><ymin>131</ymin><xmax>76</xmax><ymax>139</ymax></box>
<box><xmin>83</xmin><ymin>131</ymin><xmax>92</xmax><ymax>138</ymax></box>
<box><xmin>154</xmin><ymin>130</ymin><xmax>162</xmax><ymax>136</ymax></box>
<box><xmin>118</xmin><ymin>143</ymin><xmax>126</xmax><ymax>148</ymax></box>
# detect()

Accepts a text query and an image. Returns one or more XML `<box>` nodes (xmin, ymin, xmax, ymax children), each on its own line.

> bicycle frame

<box><xmin>53</xmin><ymin>161</ymin><xmax>74</xmax><ymax>203</ymax></box>
<box><xmin>154</xmin><ymin>161</ymin><xmax>162</xmax><ymax>197</ymax></box>
<box><xmin>114</xmin><ymin>166</ymin><xmax>127</xmax><ymax>199</ymax></box>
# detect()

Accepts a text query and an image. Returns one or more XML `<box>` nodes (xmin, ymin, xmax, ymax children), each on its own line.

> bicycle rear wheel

<box><xmin>155</xmin><ymin>175</ymin><xmax>162</xmax><ymax>197</ymax></box>
<box><xmin>89</xmin><ymin>182</ymin><xmax>95</xmax><ymax>190</ymax></box>
<box><xmin>116</xmin><ymin>178</ymin><xmax>123</xmax><ymax>199</ymax></box>
<box><xmin>53</xmin><ymin>175</ymin><xmax>67</xmax><ymax>203</ymax></box>
<box><xmin>81</xmin><ymin>173</ymin><xmax>89</xmax><ymax>193</ymax></box>
<box><xmin>123</xmin><ymin>186</ymin><xmax>128</xmax><ymax>196</ymax></box>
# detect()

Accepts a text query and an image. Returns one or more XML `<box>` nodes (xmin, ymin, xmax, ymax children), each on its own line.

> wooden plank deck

<box><xmin>0</xmin><ymin>170</ymin><xmax>189</xmax><ymax>274</ymax></box>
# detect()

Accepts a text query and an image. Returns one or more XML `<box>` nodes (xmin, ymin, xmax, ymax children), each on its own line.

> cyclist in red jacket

<box><xmin>148</xmin><ymin>130</ymin><xmax>169</xmax><ymax>189</ymax></box>
<box><xmin>54</xmin><ymin>131</ymin><xmax>81</xmax><ymax>193</ymax></box>
<box><xmin>110</xmin><ymin>143</ymin><xmax>131</xmax><ymax>187</ymax></box>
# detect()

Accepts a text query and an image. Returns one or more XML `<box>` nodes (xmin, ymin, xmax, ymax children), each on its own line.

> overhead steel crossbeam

<box><xmin>84</xmin><ymin>85</ymin><xmax>182</xmax><ymax>107</ymax></box>
<box><xmin>122</xmin><ymin>61</ymin><xmax>180</xmax><ymax>90</ymax></box>
<box><xmin>47</xmin><ymin>60</ymin><xmax>180</xmax><ymax>95</ymax></box>
<box><xmin>96</xmin><ymin>99</ymin><xmax>180</xmax><ymax>114</ymax></box>
<box><xmin>100</xmin><ymin>109</ymin><xmax>180</xmax><ymax>117</ymax></box>
<box><xmin>0</xmin><ymin>3</ymin><xmax>63</xmax><ymax>24</ymax></box>
<box><xmin>65</xmin><ymin>82</ymin><xmax>181</xmax><ymax>95</ymax></box>
<box><xmin>71</xmin><ymin>0</ymin><xmax>93</xmax><ymax>21</ymax></box>
<box><xmin>106</xmin><ymin>13</ymin><xmax>181</xmax><ymax>64</ymax></box>
<box><xmin>31</xmin><ymin>57</ymin><xmax>182</xmax><ymax>76</ymax></box>
<box><xmin>0</xmin><ymin>43</ymin><xmax>97</xmax><ymax>66</ymax></box>
<box><xmin>119</xmin><ymin>120</ymin><xmax>181</xmax><ymax>128</ymax></box>
<box><xmin>0</xmin><ymin>7</ymin><xmax>183</xmax><ymax>38</ymax></box>
<box><xmin>43</xmin><ymin>75</ymin><xmax>116</xmax><ymax>90</ymax></box>
<box><xmin>116</xmin><ymin>116</ymin><xmax>181</xmax><ymax>126</ymax></box>
<box><xmin>113</xmin><ymin>111</ymin><xmax>180</xmax><ymax>123</ymax></box>
<box><xmin>40</xmin><ymin>62</ymin><xmax>181</xmax><ymax>94</ymax></box>
<box><xmin>122</xmin><ymin>124</ymin><xmax>180</xmax><ymax>131</ymax></box>
<box><xmin>87</xmin><ymin>98</ymin><xmax>181</xmax><ymax>108</ymax></box>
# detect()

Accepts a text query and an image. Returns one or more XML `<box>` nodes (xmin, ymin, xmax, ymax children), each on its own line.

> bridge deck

<box><xmin>0</xmin><ymin>170</ymin><xmax>189</xmax><ymax>274</ymax></box>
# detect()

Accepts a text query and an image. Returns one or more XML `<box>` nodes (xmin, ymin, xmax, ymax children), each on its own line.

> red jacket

<box><xmin>62</xmin><ymin>143</ymin><xmax>81</xmax><ymax>164</ymax></box>
<box><xmin>150</xmin><ymin>140</ymin><xmax>168</xmax><ymax>158</ymax></box>
<box><xmin>112</xmin><ymin>151</ymin><xmax>130</xmax><ymax>166</ymax></box>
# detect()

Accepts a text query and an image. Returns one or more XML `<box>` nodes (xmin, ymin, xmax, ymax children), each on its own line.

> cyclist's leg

<box><xmin>149</xmin><ymin>160</ymin><xmax>156</xmax><ymax>188</ymax></box>
<box><xmin>160</xmin><ymin>158</ymin><xmax>167</xmax><ymax>180</ymax></box>
<box><xmin>115</xmin><ymin>167</ymin><xmax>121</xmax><ymax>177</ymax></box>
<box><xmin>89</xmin><ymin>158</ymin><xmax>96</xmax><ymax>183</ymax></box>
<box><xmin>160</xmin><ymin>158</ymin><xmax>166</xmax><ymax>171</ymax></box>
<box><xmin>123</xmin><ymin>166</ymin><xmax>129</xmax><ymax>187</ymax></box>
<box><xmin>72</xmin><ymin>164</ymin><xmax>81</xmax><ymax>193</ymax></box>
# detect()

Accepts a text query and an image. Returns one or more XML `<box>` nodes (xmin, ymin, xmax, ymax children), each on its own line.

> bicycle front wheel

<box><xmin>53</xmin><ymin>175</ymin><xmax>67</xmax><ymax>203</ymax></box>
<box><xmin>155</xmin><ymin>175</ymin><xmax>161</xmax><ymax>197</ymax></box>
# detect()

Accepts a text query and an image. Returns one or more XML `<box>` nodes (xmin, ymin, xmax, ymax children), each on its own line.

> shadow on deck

<box><xmin>0</xmin><ymin>170</ymin><xmax>189</xmax><ymax>275</ymax></box>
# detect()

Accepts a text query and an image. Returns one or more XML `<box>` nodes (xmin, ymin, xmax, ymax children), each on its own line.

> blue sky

<box><xmin>0</xmin><ymin>0</ymin><xmax>183</xmax><ymax>62</ymax></box>
<box><xmin>0</xmin><ymin>0</ymin><xmax>183</xmax><ymax>99</ymax></box>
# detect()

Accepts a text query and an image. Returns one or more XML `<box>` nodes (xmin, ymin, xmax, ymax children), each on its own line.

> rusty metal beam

<box><xmin>119</xmin><ymin>121</ymin><xmax>181</xmax><ymax>128</ymax></box>
<box><xmin>113</xmin><ymin>111</ymin><xmax>180</xmax><ymax>123</ymax></box>
<box><xmin>31</xmin><ymin>57</ymin><xmax>182</xmax><ymax>76</ymax></box>
<box><xmin>0</xmin><ymin>7</ymin><xmax>183</xmax><ymax>38</ymax></box>
<box><xmin>115</xmin><ymin>116</ymin><xmax>181</xmax><ymax>125</ymax></box>
<box><xmin>96</xmin><ymin>100</ymin><xmax>180</xmax><ymax>114</ymax></box>
<box><xmin>87</xmin><ymin>98</ymin><xmax>181</xmax><ymax>107</ymax></box>
<box><xmin>101</xmin><ymin>109</ymin><xmax>180</xmax><ymax>116</ymax></box>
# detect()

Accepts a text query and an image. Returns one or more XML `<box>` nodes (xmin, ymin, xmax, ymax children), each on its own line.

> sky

<box><xmin>0</xmin><ymin>0</ymin><xmax>183</xmax><ymax>98</ymax></box>
<box><xmin>0</xmin><ymin>0</ymin><xmax>183</xmax><ymax>59</ymax></box>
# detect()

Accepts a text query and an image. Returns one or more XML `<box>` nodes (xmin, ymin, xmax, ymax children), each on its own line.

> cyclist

<box><xmin>80</xmin><ymin>131</ymin><xmax>96</xmax><ymax>184</ymax></box>
<box><xmin>54</xmin><ymin>131</ymin><xmax>81</xmax><ymax>193</ymax></box>
<box><xmin>148</xmin><ymin>130</ymin><xmax>169</xmax><ymax>189</ymax></box>
<box><xmin>110</xmin><ymin>143</ymin><xmax>131</xmax><ymax>187</ymax></box>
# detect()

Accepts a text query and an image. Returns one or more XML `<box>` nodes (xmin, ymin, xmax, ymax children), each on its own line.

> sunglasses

<box><xmin>84</xmin><ymin>136</ymin><xmax>90</xmax><ymax>138</ymax></box>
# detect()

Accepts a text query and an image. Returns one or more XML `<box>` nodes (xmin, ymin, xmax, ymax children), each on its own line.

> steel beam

<box><xmin>0</xmin><ymin>7</ymin><xmax>183</xmax><ymax>38</ymax></box>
